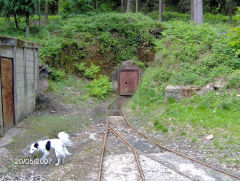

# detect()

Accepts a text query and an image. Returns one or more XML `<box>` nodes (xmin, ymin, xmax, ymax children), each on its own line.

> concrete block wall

<box><xmin>0</xmin><ymin>58</ymin><xmax>2</xmax><ymax>136</ymax></box>
<box><xmin>0</xmin><ymin>36</ymin><xmax>39</xmax><ymax>136</ymax></box>
<box><xmin>15</xmin><ymin>47</ymin><xmax>25</xmax><ymax>122</ymax></box>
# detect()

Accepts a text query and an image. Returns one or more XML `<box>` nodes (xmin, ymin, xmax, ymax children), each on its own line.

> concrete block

<box><xmin>27</xmin><ymin>91</ymin><xmax>34</xmax><ymax>98</ymax></box>
<box><xmin>26</xmin><ymin>60</ymin><xmax>33</xmax><ymax>68</ymax></box>
<box><xmin>16</xmin><ymin>48</ymin><xmax>23</xmax><ymax>56</ymax></box>
<box><xmin>0</xmin><ymin>78</ymin><xmax>2</xmax><ymax>136</ymax></box>
<box><xmin>26</xmin><ymin>69</ymin><xmax>34</xmax><ymax>74</ymax></box>
<box><xmin>5</xmin><ymin>48</ymin><xmax>13</xmax><ymax>58</ymax></box>
<box><xmin>16</xmin><ymin>94</ymin><xmax>25</xmax><ymax>102</ymax></box>
<box><xmin>16</xmin><ymin>109</ymin><xmax>25</xmax><ymax>121</ymax></box>
<box><xmin>16</xmin><ymin>66</ymin><xmax>24</xmax><ymax>74</ymax></box>
<box><xmin>16</xmin><ymin>58</ymin><xmax>24</xmax><ymax>66</ymax></box>
<box><xmin>165</xmin><ymin>85</ymin><xmax>200</xmax><ymax>101</ymax></box>
<box><xmin>16</xmin><ymin>80</ymin><xmax>25</xmax><ymax>88</ymax></box>
<box><xmin>26</xmin><ymin>48</ymin><xmax>33</xmax><ymax>55</ymax></box>
<box><xmin>26</xmin><ymin>103</ymin><xmax>34</xmax><ymax>115</ymax></box>
<box><xmin>16</xmin><ymin>74</ymin><xmax>24</xmax><ymax>81</ymax></box>
<box><xmin>16</xmin><ymin>88</ymin><xmax>24</xmax><ymax>96</ymax></box>
<box><xmin>0</xmin><ymin>48</ymin><xmax>6</xmax><ymax>56</ymax></box>
<box><xmin>5</xmin><ymin>47</ymin><xmax>13</xmax><ymax>58</ymax></box>
<box><xmin>26</xmin><ymin>55</ymin><xmax>33</xmax><ymax>62</ymax></box>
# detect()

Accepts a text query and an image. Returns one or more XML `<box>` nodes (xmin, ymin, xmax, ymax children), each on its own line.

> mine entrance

<box><xmin>119</xmin><ymin>69</ymin><xmax>139</xmax><ymax>96</ymax></box>
<box><xmin>1</xmin><ymin>57</ymin><xmax>14</xmax><ymax>130</ymax></box>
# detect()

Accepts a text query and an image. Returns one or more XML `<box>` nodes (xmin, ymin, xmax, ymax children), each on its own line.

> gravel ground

<box><xmin>122</xmin><ymin>100</ymin><xmax>240</xmax><ymax>180</ymax></box>
<box><xmin>0</xmin><ymin>96</ymin><xmax>239</xmax><ymax>181</ymax></box>
<box><xmin>104</xmin><ymin>113</ymin><xmax>237</xmax><ymax>181</ymax></box>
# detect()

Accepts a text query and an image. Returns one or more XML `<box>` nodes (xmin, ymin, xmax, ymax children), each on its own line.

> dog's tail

<box><xmin>58</xmin><ymin>131</ymin><xmax>73</xmax><ymax>147</ymax></box>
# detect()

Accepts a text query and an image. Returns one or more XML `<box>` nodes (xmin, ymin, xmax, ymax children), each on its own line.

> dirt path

<box><xmin>0</xmin><ymin>90</ymin><xmax>114</xmax><ymax>180</ymax></box>
<box><xmin>0</xmin><ymin>96</ymin><xmax>239</xmax><ymax>181</ymax></box>
<box><xmin>101</xmin><ymin>115</ymin><xmax>237</xmax><ymax>181</ymax></box>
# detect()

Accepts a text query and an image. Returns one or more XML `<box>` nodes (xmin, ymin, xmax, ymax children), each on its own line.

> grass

<box><xmin>147</xmin><ymin>11</ymin><xmax>239</xmax><ymax>25</ymax></box>
<box><xmin>125</xmin><ymin>18</ymin><xmax>240</xmax><ymax>166</ymax></box>
<box><xmin>47</xmin><ymin>75</ymin><xmax>90</xmax><ymax>104</ymax></box>
<box><xmin>6</xmin><ymin>114</ymin><xmax>89</xmax><ymax>151</ymax></box>
<box><xmin>6</xmin><ymin>75</ymin><xmax>92</xmax><ymax>151</ymax></box>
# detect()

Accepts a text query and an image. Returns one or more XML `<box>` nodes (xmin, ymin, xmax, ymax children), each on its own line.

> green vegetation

<box><xmin>84</xmin><ymin>63</ymin><xmax>100</xmax><ymax>79</ymax></box>
<box><xmin>47</xmin><ymin>75</ymin><xmax>90</xmax><ymax>103</ymax></box>
<box><xmin>0</xmin><ymin>13</ymin><xmax>162</xmax><ymax>75</ymax></box>
<box><xmin>87</xmin><ymin>75</ymin><xmax>112</xmax><ymax>99</ymax></box>
<box><xmin>148</xmin><ymin>11</ymin><xmax>239</xmax><ymax>24</ymax></box>
<box><xmin>6</xmin><ymin>75</ymin><xmax>91</xmax><ymax>151</ymax></box>
<box><xmin>7</xmin><ymin>114</ymin><xmax>89</xmax><ymax>150</ymax></box>
<box><xmin>125</xmin><ymin>15</ymin><xmax>240</xmax><ymax>165</ymax></box>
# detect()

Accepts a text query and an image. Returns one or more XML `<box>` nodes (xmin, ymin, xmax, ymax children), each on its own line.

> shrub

<box><xmin>87</xmin><ymin>75</ymin><xmax>112</xmax><ymax>99</ymax></box>
<box><xmin>50</xmin><ymin>68</ymin><xmax>66</xmax><ymax>81</ymax></box>
<box><xmin>226</xmin><ymin>71</ymin><xmax>240</xmax><ymax>89</ymax></box>
<box><xmin>61</xmin><ymin>0</ymin><xmax>95</xmax><ymax>15</ymax></box>
<box><xmin>75</xmin><ymin>62</ymin><xmax>86</xmax><ymax>72</ymax></box>
<box><xmin>227</xmin><ymin>27</ymin><xmax>240</xmax><ymax>58</ymax></box>
<box><xmin>84</xmin><ymin>63</ymin><xmax>100</xmax><ymax>79</ymax></box>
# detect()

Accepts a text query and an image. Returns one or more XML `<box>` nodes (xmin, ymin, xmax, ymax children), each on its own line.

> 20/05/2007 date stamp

<box><xmin>15</xmin><ymin>158</ymin><xmax>52</xmax><ymax>165</ymax></box>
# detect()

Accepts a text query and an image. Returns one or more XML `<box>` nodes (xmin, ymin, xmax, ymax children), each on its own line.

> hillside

<box><xmin>1</xmin><ymin>10</ymin><xmax>240</xmax><ymax>172</ymax></box>
<box><xmin>124</xmin><ymin>19</ymin><xmax>240</xmax><ymax>170</ymax></box>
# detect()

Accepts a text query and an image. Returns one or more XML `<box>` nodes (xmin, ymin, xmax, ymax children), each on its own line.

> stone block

<box><xmin>5</xmin><ymin>48</ymin><xmax>13</xmax><ymax>58</ymax></box>
<box><xmin>165</xmin><ymin>85</ymin><xmax>200</xmax><ymax>101</ymax></box>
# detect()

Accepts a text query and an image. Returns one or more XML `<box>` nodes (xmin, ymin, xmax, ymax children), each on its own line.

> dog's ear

<box><xmin>34</xmin><ymin>143</ymin><xmax>39</xmax><ymax>148</ymax></box>
<box><xmin>46</xmin><ymin>141</ymin><xmax>51</xmax><ymax>151</ymax></box>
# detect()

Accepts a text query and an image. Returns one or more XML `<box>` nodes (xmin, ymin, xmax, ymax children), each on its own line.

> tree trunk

<box><xmin>45</xmin><ymin>1</ymin><xmax>49</xmax><ymax>24</ymax></box>
<box><xmin>136</xmin><ymin>0</ymin><xmax>138</xmax><ymax>13</ymax></box>
<box><xmin>193</xmin><ymin>0</ymin><xmax>203</xmax><ymax>24</ymax></box>
<box><xmin>26</xmin><ymin>14</ymin><xmax>30</xmax><ymax>36</ymax></box>
<box><xmin>58</xmin><ymin>0</ymin><xmax>60</xmax><ymax>15</ymax></box>
<box><xmin>127</xmin><ymin>0</ymin><xmax>132</xmax><ymax>12</ymax></box>
<box><xmin>159</xmin><ymin>0</ymin><xmax>162</xmax><ymax>22</ymax></box>
<box><xmin>121</xmin><ymin>0</ymin><xmax>124</xmax><ymax>13</ymax></box>
<box><xmin>14</xmin><ymin>14</ymin><xmax>19</xmax><ymax>29</ymax></box>
<box><xmin>228</xmin><ymin>0</ymin><xmax>233</xmax><ymax>25</ymax></box>
<box><xmin>39</xmin><ymin>0</ymin><xmax>41</xmax><ymax>27</ymax></box>
<box><xmin>191</xmin><ymin>0</ymin><xmax>194</xmax><ymax>21</ymax></box>
<box><xmin>96</xmin><ymin>0</ymin><xmax>98</xmax><ymax>10</ymax></box>
<box><xmin>6</xmin><ymin>15</ymin><xmax>10</xmax><ymax>24</ymax></box>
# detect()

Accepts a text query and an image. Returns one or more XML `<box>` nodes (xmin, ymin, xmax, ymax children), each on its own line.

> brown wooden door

<box><xmin>1</xmin><ymin>58</ymin><xmax>14</xmax><ymax>129</ymax></box>
<box><xmin>119</xmin><ymin>70</ymin><xmax>138</xmax><ymax>95</ymax></box>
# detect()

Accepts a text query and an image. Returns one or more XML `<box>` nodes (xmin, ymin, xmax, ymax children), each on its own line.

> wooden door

<box><xmin>1</xmin><ymin>58</ymin><xmax>14</xmax><ymax>129</ymax></box>
<box><xmin>119</xmin><ymin>69</ymin><xmax>138</xmax><ymax>95</ymax></box>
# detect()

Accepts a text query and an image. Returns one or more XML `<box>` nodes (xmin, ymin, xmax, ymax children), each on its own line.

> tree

<box><xmin>192</xmin><ymin>0</ymin><xmax>203</xmax><ymax>24</ymax></box>
<box><xmin>18</xmin><ymin>0</ymin><xmax>38</xmax><ymax>36</ymax></box>
<box><xmin>191</xmin><ymin>0</ymin><xmax>194</xmax><ymax>21</ymax></box>
<box><xmin>159</xmin><ymin>0</ymin><xmax>162</xmax><ymax>22</ymax></box>
<box><xmin>95</xmin><ymin>0</ymin><xmax>98</xmax><ymax>10</ymax></box>
<box><xmin>45</xmin><ymin>0</ymin><xmax>49</xmax><ymax>24</ymax></box>
<box><xmin>228</xmin><ymin>0</ymin><xmax>233</xmax><ymax>24</ymax></box>
<box><xmin>121</xmin><ymin>0</ymin><xmax>124</xmax><ymax>13</ymax></box>
<box><xmin>127</xmin><ymin>0</ymin><xmax>132</xmax><ymax>12</ymax></box>
<box><xmin>38</xmin><ymin>0</ymin><xmax>41</xmax><ymax>27</ymax></box>
<box><xmin>58</xmin><ymin>0</ymin><xmax>61</xmax><ymax>15</ymax></box>
<box><xmin>136</xmin><ymin>0</ymin><xmax>138</xmax><ymax>13</ymax></box>
<box><xmin>0</xmin><ymin>0</ymin><xmax>20</xmax><ymax>29</ymax></box>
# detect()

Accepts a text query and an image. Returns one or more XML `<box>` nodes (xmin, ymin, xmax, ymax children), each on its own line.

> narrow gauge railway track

<box><xmin>98</xmin><ymin>97</ymin><xmax>240</xmax><ymax>181</ymax></box>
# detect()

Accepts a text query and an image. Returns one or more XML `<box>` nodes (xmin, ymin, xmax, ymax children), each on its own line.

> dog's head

<box><xmin>29</xmin><ymin>142</ymin><xmax>39</xmax><ymax>155</ymax></box>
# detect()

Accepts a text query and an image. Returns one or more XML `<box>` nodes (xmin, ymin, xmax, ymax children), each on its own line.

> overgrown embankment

<box><xmin>1</xmin><ymin>13</ymin><xmax>164</xmax><ymax>98</ymax></box>
<box><xmin>125</xmin><ymin>20</ymin><xmax>240</xmax><ymax>168</ymax></box>
<box><xmin>38</xmin><ymin>13</ymin><xmax>163</xmax><ymax>76</ymax></box>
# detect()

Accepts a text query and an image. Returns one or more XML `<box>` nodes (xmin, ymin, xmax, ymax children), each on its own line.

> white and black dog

<box><xmin>29</xmin><ymin>131</ymin><xmax>73</xmax><ymax>165</ymax></box>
